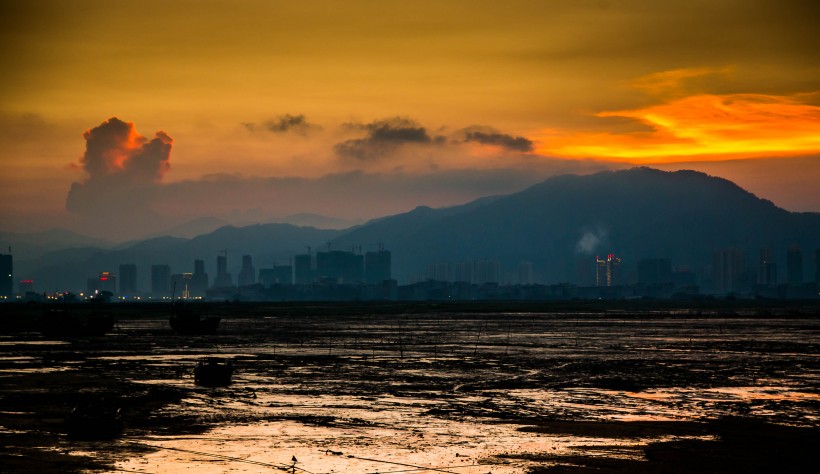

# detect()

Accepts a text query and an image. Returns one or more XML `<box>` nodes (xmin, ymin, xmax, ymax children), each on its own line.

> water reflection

<box><xmin>0</xmin><ymin>311</ymin><xmax>817</xmax><ymax>472</ymax></box>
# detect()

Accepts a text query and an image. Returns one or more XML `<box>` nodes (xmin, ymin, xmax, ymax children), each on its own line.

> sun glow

<box><xmin>536</xmin><ymin>93</ymin><xmax>820</xmax><ymax>163</ymax></box>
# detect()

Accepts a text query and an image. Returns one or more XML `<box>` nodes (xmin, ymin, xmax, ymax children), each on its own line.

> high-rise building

<box><xmin>518</xmin><ymin>261</ymin><xmax>534</xmax><ymax>285</ymax></box>
<box><xmin>274</xmin><ymin>264</ymin><xmax>293</xmax><ymax>285</ymax></box>
<box><xmin>637</xmin><ymin>258</ymin><xmax>672</xmax><ymax>284</ymax></box>
<box><xmin>365</xmin><ymin>250</ymin><xmax>391</xmax><ymax>284</ymax></box>
<box><xmin>259</xmin><ymin>264</ymin><xmax>293</xmax><ymax>286</ymax></box>
<box><xmin>18</xmin><ymin>279</ymin><xmax>34</xmax><ymax>295</ymax></box>
<box><xmin>151</xmin><ymin>264</ymin><xmax>171</xmax><ymax>296</ymax></box>
<box><xmin>294</xmin><ymin>254</ymin><xmax>313</xmax><ymax>284</ymax></box>
<box><xmin>671</xmin><ymin>266</ymin><xmax>697</xmax><ymax>288</ymax></box>
<box><xmin>428</xmin><ymin>259</ymin><xmax>500</xmax><ymax>284</ymax></box>
<box><xmin>171</xmin><ymin>273</ymin><xmax>193</xmax><ymax>299</ymax></box>
<box><xmin>213</xmin><ymin>254</ymin><xmax>234</xmax><ymax>288</ymax></box>
<box><xmin>97</xmin><ymin>271</ymin><xmax>117</xmax><ymax>294</ymax></box>
<box><xmin>454</xmin><ymin>261</ymin><xmax>474</xmax><ymax>283</ymax></box>
<box><xmin>787</xmin><ymin>245</ymin><xmax>803</xmax><ymax>285</ymax></box>
<box><xmin>189</xmin><ymin>259</ymin><xmax>209</xmax><ymax>297</ymax></box>
<box><xmin>87</xmin><ymin>277</ymin><xmax>98</xmax><ymax>295</ymax></box>
<box><xmin>427</xmin><ymin>262</ymin><xmax>451</xmax><ymax>282</ymax></box>
<box><xmin>316</xmin><ymin>250</ymin><xmax>364</xmax><ymax>283</ymax></box>
<box><xmin>757</xmin><ymin>245</ymin><xmax>777</xmax><ymax>286</ymax></box>
<box><xmin>596</xmin><ymin>254</ymin><xmax>621</xmax><ymax>287</ymax></box>
<box><xmin>238</xmin><ymin>255</ymin><xmax>256</xmax><ymax>287</ymax></box>
<box><xmin>119</xmin><ymin>263</ymin><xmax>137</xmax><ymax>295</ymax></box>
<box><xmin>0</xmin><ymin>253</ymin><xmax>12</xmax><ymax>299</ymax></box>
<box><xmin>815</xmin><ymin>248</ymin><xmax>820</xmax><ymax>284</ymax></box>
<box><xmin>713</xmin><ymin>248</ymin><xmax>744</xmax><ymax>293</ymax></box>
<box><xmin>475</xmin><ymin>259</ymin><xmax>500</xmax><ymax>284</ymax></box>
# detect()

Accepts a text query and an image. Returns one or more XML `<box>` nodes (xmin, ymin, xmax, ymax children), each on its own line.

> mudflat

<box><xmin>1</xmin><ymin>302</ymin><xmax>818</xmax><ymax>473</ymax></box>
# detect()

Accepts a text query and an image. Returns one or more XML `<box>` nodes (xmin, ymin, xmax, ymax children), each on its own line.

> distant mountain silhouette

<box><xmin>266</xmin><ymin>213</ymin><xmax>364</xmax><ymax>230</ymax></box>
<box><xmin>0</xmin><ymin>229</ymin><xmax>114</xmax><ymax>261</ymax></box>
<box><xmin>10</xmin><ymin>168</ymin><xmax>820</xmax><ymax>292</ymax></box>
<box><xmin>144</xmin><ymin>216</ymin><xmax>232</xmax><ymax>240</ymax></box>
<box><xmin>332</xmin><ymin>168</ymin><xmax>820</xmax><ymax>284</ymax></box>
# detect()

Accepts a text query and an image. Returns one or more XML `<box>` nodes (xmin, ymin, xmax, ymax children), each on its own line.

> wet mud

<box><xmin>1</xmin><ymin>303</ymin><xmax>818</xmax><ymax>472</ymax></box>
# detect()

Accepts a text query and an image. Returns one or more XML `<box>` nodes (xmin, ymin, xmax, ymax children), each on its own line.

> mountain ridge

<box><xmin>332</xmin><ymin>167</ymin><xmax>820</xmax><ymax>285</ymax></box>
<box><xmin>8</xmin><ymin>167</ymin><xmax>820</xmax><ymax>292</ymax></box>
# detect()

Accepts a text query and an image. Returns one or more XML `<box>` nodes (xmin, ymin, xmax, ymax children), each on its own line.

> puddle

<box><xmin>0</xmin><ymin>340</ymin><xmax>71</xmax><ymax>346</ymax></box>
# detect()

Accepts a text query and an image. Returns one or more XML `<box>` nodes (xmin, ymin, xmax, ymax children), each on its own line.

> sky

<box><xmin>1</xmin><ymin>0</ymin><xmax>819</xmax><ymax>241</ymax></box>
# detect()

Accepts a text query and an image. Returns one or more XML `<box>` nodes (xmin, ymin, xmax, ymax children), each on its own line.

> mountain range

<box><xmin>7</xmin><ymin>168</ymin><xmax>820</xmax><ymax>292</ymax></box>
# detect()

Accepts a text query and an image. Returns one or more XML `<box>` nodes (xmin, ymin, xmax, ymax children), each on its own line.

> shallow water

<box><xmin>1</xmin><ymin>310</ymin><xmax>819</xmax><ymax>472</ymax></box>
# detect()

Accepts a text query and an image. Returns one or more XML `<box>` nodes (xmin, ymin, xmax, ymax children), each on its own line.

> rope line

<box><xmin>127</xmin><ymin>441</ymin><xmax>504</xmax><ymax>474</ymax></box>
<box><xmin>127</xmin><ymin>442</ymin><xmax>315</xmax><ymax>473</ymax></box>
<box><xmin>362</xmin><ymin>463</ymin><xmax>502</xmax><ymax>473</ymax></box>
<box><xmin>345</xmin><ymin>454</ymin><xmax>458</xmax><ymax>473</ymax></box>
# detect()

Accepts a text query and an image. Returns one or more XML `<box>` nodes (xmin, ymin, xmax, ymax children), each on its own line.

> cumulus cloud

<box><xmin>66</xmin><ymin>117</ymin><xmax>172</xmax><ymax>215</ymax></box>
<box><xmin>77</xmin><ymin>117</ymin><xmax>171</xmax><ymax>183</ymax></box>
<box><xmin>462</xmin><ymin>127</ymin><xmax>534</xmax><ymax>152</ymax></box>
<box><xmin>334</xmin><ymin>117</ymin><xmax>437</xmax><ymax>161</ymax></box>
<box><xmin>244</xmin><ymin>114</ymin><xmax>319</xmax><ymax>134</ymax></box>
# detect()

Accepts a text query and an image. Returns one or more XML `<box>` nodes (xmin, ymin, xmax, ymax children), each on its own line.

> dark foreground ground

<box><xmin>1</xmin><ymin>301</ymin><xmax>819</xmax><ymax>473</ymax></box>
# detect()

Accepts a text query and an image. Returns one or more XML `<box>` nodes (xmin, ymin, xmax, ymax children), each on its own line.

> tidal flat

<box><xmin>1</xmin><ymin>302</ymin><xmax>819</xmax><ymax>473</ymax></box>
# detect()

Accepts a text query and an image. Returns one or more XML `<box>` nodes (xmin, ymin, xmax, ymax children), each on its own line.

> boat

<box><xmin>65</xmin><ymin>403</ymin><xmax>123</xmax><ymax>440</ymax></box>
<box><xmin>194</xmin><ymin>357</ymin><xmax>234</xmax><ymax>386</ymax></box>
<box><xmin>169</xmin><ymin>282</ymin><xmax>221</xmax><ymax>334</ymax></box>
<box><xmin>39</xmin><ymin>307</ymin><xmax>114</xmax><ymax>337</ymax></box>
<box><xmin>169</xmin><ymin>303</ymin><xmax>221</xmax><ymax>335</ymax></box>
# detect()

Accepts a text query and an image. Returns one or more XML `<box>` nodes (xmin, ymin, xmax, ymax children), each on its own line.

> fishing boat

<box><xmin>66</xmin><ymin>402</ymin><xmax>123</xmax><ymax>440</ymax></box>
<box><xmin>194</xmin><ymin>357</ymin><xmax>233</xmax><ymax>386</ymax></box>
<box><xmin>39</xmin><ymin>307</ymin><xmax>114</xmax><ymax>337</ymax></box>
<box><xmin>169</xmin><ymin>282</ymin><xmax>221</xmax><ymax>334</ymax></box>
<box><xmin>169</xmin><ymin>303</ymin><xmax>221</xmax><ymax>334</ymax></box>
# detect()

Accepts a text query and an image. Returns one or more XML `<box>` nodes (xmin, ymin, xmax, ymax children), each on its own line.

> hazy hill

<box><xmin>0</xmin><ymin>229</ymin><xmax>114</xmax><ymax>261</ymax></box>
<box><xmin>143</xmin><ymin>216</ymin><xmax>231</xmax><ymax>240</ymax></box>
<box><xmin>11</xmin><ymin>168</ymin><xmax>820</xmax><ymax>292</ymax></box>
<box><xmin>332</xmin><ymin>168</ymin><xmax>820</xmax><ymax>285</ymax></box>
<box><xmin>266</xmin><ymin>213</ymin><xmax>363</xmax><ymax>230</ymax></box>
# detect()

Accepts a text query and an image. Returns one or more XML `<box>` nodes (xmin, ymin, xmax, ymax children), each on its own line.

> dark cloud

<box><xmin>462</xmin><ymin>128</ymin><xmax>533</xmax><ymax>152</ymax></box>
<box><xmin>244</xmin><ymin>114</ymin><xmax>319</xmax><ymax>134</ymax></box>
<box><xmin>334</xmin><ymin>117</ymin><xmax>434</xmax><ymax>161</ymax></box>
<box><xmin>66</xmin><ymin>117</ymin><xmax>171</xmax><ymax>216</ymax></box>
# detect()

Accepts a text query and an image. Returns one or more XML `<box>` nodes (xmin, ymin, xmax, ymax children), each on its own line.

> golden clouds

<box><xmin>536</xmin><ymin>66</ymin><xmax>820</xmax><ymax>163</ymax></box>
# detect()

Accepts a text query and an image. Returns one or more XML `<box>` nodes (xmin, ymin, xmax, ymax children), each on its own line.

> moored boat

<box><xmin>66</xmin><ymin>403</ymin><xmax>123</xmax><ymax>440</ymax></box>
<box><xmin>169</xmin><ymin>303</ymin><xmax>221</xmax><ymax>335</ymax></box>
<box><xmin>194</xmin><ymin>357</ymin><xmax>233</xmax><ymax>386</ymax></box>
<box><xmin>39</xmin><ymin>307</ymin><xmax>114</xmax><ymax>337</ymax></box>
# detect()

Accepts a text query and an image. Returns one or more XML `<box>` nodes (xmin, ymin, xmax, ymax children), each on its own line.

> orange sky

<box><xmin>538</xmin><ymin>89</ymin><xmax>820</xmax><ymax>161</ymax></box>
<box><xmin>1</xmin><ymin>0</ymin><xmax>819</xmax><ymax>239</ymax></box>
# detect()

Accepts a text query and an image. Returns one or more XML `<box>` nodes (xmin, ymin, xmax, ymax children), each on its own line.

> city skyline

<box><xmin>11</xmin><ymin>245</ymin><xmax>820</xmax><ymax>302</ymax></box>
<box><xmin>5</xmin><ymin>238</ymin><xmax>820</xmax><ymax>301</ymax></box>
<box><xmin>2</xmin><ymin>1</ymin><xmax>819</xmax><ymax>241</ymax></box>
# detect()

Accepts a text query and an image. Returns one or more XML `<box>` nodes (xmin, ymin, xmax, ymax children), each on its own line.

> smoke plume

<box><xmin>576</xmin><ymin>228</ymin><xmax>608</xmax><ymax>254</ymax></box>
